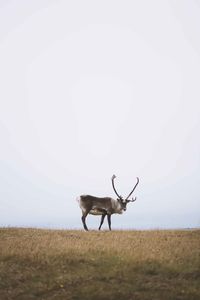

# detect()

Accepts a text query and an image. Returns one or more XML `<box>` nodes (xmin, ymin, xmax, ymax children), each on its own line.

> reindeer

<box><xmin>77</xmin><ymin>175</ymin><xmax>139</xmax><ymax>231</ymax></box>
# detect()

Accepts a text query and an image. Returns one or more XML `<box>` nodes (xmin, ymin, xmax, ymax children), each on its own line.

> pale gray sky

<box><xmin>0</xmin><ymin>0</ymin><xmax>200</xmax><ymax>229</ymax></box>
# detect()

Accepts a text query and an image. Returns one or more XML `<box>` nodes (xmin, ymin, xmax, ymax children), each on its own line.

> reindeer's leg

<box><xmin>107</xmin><ymin>214</ymin><xmax>112</xmax><ymax>231</ymax></box>
<box><xmin>82</xmin><ymin>210</ymin><xmax>89</xmax><ymax>231</ymax></box>
<box><xmin>98</xmin><ymin>213</ymin><xmax>106</xmax><ymax>230</ymax></box>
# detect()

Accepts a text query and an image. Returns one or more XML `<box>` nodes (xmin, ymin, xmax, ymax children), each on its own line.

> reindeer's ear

<box><xmin>117</xmin><ymin>197</ymin><xmax>123</xmax><ymax>202</ymax></box>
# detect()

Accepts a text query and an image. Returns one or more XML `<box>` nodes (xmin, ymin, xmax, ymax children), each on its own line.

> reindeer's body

<box><xmin>77</xmin><ymin>195</ymin><xmax>124</xmax><ymax>216</ymax></box>
<box><xmin>77</xmin><ymin>175</ymin><xmax>139</xmax><ymax>231</ymax></box>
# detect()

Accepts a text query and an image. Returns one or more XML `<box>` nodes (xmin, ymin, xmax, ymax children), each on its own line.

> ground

<box><xmin>0</xmin><ymin>228</ymin><xmax>200</xmax><ymax>300</ymax></box>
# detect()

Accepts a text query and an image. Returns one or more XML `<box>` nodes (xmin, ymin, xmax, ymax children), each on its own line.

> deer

<box><xmin>77</xmin><ymin>175</ymin><xmax>139</xmax><ymax>231</ymax></box>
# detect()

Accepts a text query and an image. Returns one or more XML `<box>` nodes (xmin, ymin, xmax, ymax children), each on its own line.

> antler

<box><xmin>130</xmin><ymin>196</ymin><xmax>137</xmax><ymax>202</ymax></box>
<box><xmin>111</xmin><ymin>175</ymin><xmax>121</xmax><ymax>199</ymax></box>
<box><xmin>125</xmin><ymin>177</ymin><xmax>139</xmax><ymax>200</ymax></box>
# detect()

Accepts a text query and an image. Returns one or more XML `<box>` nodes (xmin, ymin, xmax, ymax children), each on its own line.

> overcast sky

<box><xmin>0</xmin><ymin>0</ymin><xmax>200</xmax><ymax>230</ymax></box>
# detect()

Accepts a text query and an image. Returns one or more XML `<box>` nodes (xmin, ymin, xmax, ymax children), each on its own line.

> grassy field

<box><xmin>0</xmin><ymin>228</ymin><xmax>199</xmax><ymax>300</ymax></box>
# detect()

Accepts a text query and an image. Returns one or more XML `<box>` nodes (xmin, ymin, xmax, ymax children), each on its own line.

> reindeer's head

<box><xmin>111</xmin><ymin>175</ymin><xmax>139</xmax><ymax>211</ymax></box>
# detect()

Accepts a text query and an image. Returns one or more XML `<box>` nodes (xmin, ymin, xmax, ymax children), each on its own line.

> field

<box><xmin>0</xmin><ymin>228</ymin><xmax>200</xmax><ymax>300</ymax></box>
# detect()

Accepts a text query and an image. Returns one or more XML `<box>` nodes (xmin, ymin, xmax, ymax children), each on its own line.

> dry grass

<box><xmin>0</xmin><ymin>228</ymin><xmax>200</xmax><ymax>300</ymax></box>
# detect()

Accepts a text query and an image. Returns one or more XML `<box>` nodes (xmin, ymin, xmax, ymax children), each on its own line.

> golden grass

<box><xmin>0</xmin><ymin>228</ymin><xmax>200</xmax><ymax>299</ymax></box>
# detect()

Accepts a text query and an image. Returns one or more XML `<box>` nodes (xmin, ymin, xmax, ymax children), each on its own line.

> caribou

<box><xmin>77</xmin><ymin>175</ymin><xmax>139</xmax><ymax>231</ymax></box>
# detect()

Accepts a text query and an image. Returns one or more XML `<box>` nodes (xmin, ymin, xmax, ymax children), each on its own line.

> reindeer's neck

<box><xmin>111</xmin><ymin>198</ymin><xmax>123</xmax><ymax>214</ymax></box>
